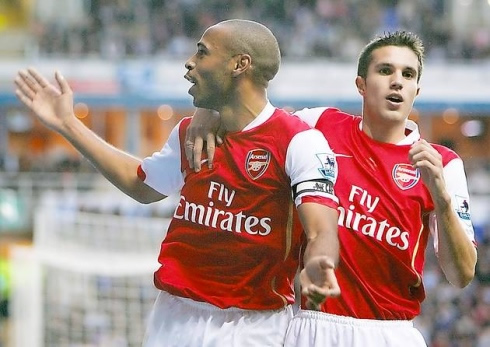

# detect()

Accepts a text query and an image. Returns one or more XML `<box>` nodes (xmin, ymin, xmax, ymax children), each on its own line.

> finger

<box><xmin>17</xmin><ymin>70</ymin><xmax>39</xmax><ymax>93</ymax></box>
<box><xmin>410</xmin><ymin>152</ymin><xmax>441</xmax><ymax>169</ymax></box>
<box><xmin>318</xmin><ymin>257</ymin><xmax>335</xmax><ymax>270</ymax></box>
<box><xmin>15</xmin><ymin>88</ymin><xmax>33</xmax><ymax>108</ymax></box>
<box><xmin>27</xmin><ymin>67</ymin><xmax>50</xmax><ymax>89</ymax></box>
<box><xmin>55</xmin><ymin>71</ymin><xmax>71</xmax><ymax>94</ymax></box>
<box><xmin>185</xmin><ymin>139</ymin><xmax>195</xmax><ymax>169</ymax></box>
<box><xmin>14</xmin><ymin>76</ymin><xmax>34</xmax><ymax>101</ymax></box>
<box><xmin>217</xmin><ymin>126</ymin><xmax>226</xmax><ymax>145</ymax></box>
<box><xmin>305</xmin><ymin>299</ymin><xmax>321</xmax><ymax>311</ymax></box>
<box><xmin>193</xmin><ymin>136</ymin><xmax>204</xmax><ymax>172</ymax></box>
<box><xmin>206</xmin><ymin>133</ymin><xmax>216</xmax><ymax>169</ymax></box>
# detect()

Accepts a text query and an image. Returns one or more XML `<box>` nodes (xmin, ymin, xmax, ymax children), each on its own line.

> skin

<box><xmin>14</xmin><ymin>19</ymin><xmax>341</xmax><ymax>309</ymax></box>
<box><xmin>355</xmin><ymin>45</ymin><xmax>420</xmax><ymax>143</ymax></box>
<box><xmin>186</xmin><ymin>44</ymin><xmax>477</xmax><ymax>294</ymax></box>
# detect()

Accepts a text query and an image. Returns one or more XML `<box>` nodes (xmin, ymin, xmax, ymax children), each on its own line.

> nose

<box><xmin>185</xmin><ymin>59</ymin><xmax>195</xmax><ymax>70</ymax></box>
<box><xmin>390</xmin><ymin>73</ymin><xmax>403</xmax><ymax>90</ymax></box>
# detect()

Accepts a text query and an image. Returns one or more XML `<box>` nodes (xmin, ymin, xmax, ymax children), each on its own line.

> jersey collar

<box><xmin>359</xmin><ymin>119</ymin><xmax>421</xmax><ymax>145</ymax></box>
<box><xmin>242</xmin><ymin>102</ymin><xmax>275</xmax><ymax>131</ymax></box>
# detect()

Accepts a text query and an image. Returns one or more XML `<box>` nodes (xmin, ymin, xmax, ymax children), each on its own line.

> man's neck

<box><xmin>361</xmin><ymin>119</ymin><xmax>408</xmax><ymax>144</ymax></box>
<box><xmin>219</xmin><ymin>95</ymin><xmax>268</xmax><ymax>132</ymax></box>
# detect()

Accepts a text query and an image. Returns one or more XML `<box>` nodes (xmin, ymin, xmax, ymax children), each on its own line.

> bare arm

<box><xmin>297</xmin><ymin>203</ymin><xmax>340</xmax><ymax>310</ymax></box>
<box><xmin>14</xmin><ymin>68</ymin><xmax>165</xmax><ymax>204</ymax></box>
<box><xmin>409</xmin><ymin>140</ymin><xmax>477</xmax><ymax>287</ymax></box>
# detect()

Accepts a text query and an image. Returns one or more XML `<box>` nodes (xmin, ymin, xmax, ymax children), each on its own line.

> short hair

<box><xmin>218</xmin><ymin>19</ymin><xmax>281</xmax><ymax>87</ymax></box>
<box><xmin>357</xmin><ymin>31</ymin><xmax>425</xmax><ymax>82</ymax></box>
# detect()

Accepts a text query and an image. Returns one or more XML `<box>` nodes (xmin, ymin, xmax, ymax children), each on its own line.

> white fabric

<box><xmin>286</xmin><ymin>129</ymin><xmax>337</xmax><ymax>187</ymax></box>
<box><xmin>141</xmin><ymin>119</ymin><xmax>185</xmax><ymax>196</ymax></box>
<box><xmin>284</xmin><ymin>310</ymin><xmax>427</xmax><ymax>347</ymax></box>
<box><xmin>143</xmin><ymin>291</ymin><xmax>293</xmax><ymax>347</ymax></box>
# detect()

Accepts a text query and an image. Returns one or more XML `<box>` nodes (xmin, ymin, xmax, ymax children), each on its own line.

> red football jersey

<box><xmin>140</xmin><ymin>105</ymin><xmax>338</xmax><ymax>310</ymax></box>
<box><xmin>295</xmin><ymin>107</ymin><xmax>476</xmax><ymax>320</ymax></box>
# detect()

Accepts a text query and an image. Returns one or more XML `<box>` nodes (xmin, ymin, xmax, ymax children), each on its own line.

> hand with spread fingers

<box><xmin>14</xmin><ymin>68</ymin><xmax>75</xmax><ymax>134</ymax></box>
<box><xmin>300</xmin><ymin>256</ymin><xmax>340</xmax><ymax>310</ymax></box>
<box><xmin>185</xmin><ymin>108</ymin><xmax>225</xmax><ymax>172</ymax></box>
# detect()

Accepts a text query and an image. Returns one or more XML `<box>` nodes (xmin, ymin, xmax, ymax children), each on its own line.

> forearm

<box><xmin>61</xmin><ymin>117</ymin><xmax>164</xmax><ymax>203</ymax></box>
<box><xmin>299</xmin><ymin>204</ymin><xmax>339</xmax><ymax>266</ymax></box>
<box><xmin>434</xmin><ymin>196</ymin><xmax>477</xmax><ymax>288</ymax></box>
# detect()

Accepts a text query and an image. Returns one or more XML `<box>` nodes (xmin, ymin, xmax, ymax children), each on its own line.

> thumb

<box><xmin>318</xmin><ymin>257</ymin><xmax>335</xmax><ymax>270</ymax></box>
<box><xmin>55</xmin><ymin>71</ymin><xmax>71</xmax><ymax>94</ymax></box>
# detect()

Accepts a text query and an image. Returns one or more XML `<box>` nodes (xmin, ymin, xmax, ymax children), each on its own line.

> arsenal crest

<box><xmin>246</xmin><ymin>149</ymin><xmax>271</xmax><ymax>180</ymax></box>
<box><xmin>392</xmin><ymin>164</ymin><xmax>420</xmax><ymax>190</ymax></box>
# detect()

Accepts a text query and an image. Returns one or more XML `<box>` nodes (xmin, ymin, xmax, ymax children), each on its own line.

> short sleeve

<box><xmin>285</xmin><ymin>128</ymin><xmax>338</xmax><ymax>208</ymax></box>
<box><xmin>139</xmin><ymin>120</ymin><xmax>185</xmax><ymax>196</ymax></box>
<box><xmin>429</xmin><ymin>158</ymin><xmax>476</xmax><ymax>251</ymax></box>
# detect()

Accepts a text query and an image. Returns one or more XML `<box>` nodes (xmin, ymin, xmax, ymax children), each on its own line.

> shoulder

<box><xmin>271</xmin><ymin>108</ymin><xmax>312</xmax><ymax>132</ymax></box>
<box><xmin>430</xmin><ymin>143</ymin><xmax>461</xmax><ymax>165</ymax></box>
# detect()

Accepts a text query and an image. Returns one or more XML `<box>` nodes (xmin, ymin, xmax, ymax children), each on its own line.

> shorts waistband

<box><xmin>161</xmin><ymin>290</ymin><xmax>292</xmax><ymax>314</ymax></box>
<box><xmin>295</xmin><ymin>309</ymin><xmax>414</xmax><ymax>328</ymax></box>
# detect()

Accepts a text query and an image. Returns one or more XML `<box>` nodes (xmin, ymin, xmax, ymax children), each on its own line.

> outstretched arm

<box><xmin>14</xmin><ymin>68</ymin><xmax>165</xmax><ymax>204</ymax></box>
<box><xmin>409</xmin><ymin>140</ymin><xmax>477</xmax><ymax>287</ymax></box>
<box><xmin>297</xmin><ymin>203</ymin><xmax>340</xmax><ymax>310</ymax></box>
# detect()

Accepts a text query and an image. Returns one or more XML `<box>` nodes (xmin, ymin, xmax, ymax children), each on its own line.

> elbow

<box><xmin>134</xmin><ymin>193</ymin><xmax>162</xmax><ymax>205</ymax></box>
<box><xmin>448</xmin><ymin>264</ymin><xmax>476</xmax><ymax>289</ymax></box>
<box><xmin>452</xmin><ymin>272</ymin><xmax>474</xmax><ymax>289</ymax></box>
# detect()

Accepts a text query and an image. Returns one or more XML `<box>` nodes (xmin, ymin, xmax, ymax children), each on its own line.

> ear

<box><xmin>232</xmin><ymin>54</ymin><xmax>251</xmax><ymax>77</ymax></box>
<box><xmin>355</xmin><ymin>76</ymin><xmax>366</xmax><ymax>96</ymax></box>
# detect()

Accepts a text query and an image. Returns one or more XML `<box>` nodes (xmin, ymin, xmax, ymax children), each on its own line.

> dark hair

<box><xmin>357</xmin><ymin>31</ymin><xmax>424</xmax><ymax>82</ymax></box>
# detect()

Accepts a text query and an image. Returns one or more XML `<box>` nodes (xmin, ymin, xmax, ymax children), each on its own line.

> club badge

<box><xmin>392</xmin><ymin>163</ymin><xmax>420</xmax><ymax>190</ymax></box>
<box><xmin>246</xmin><ymin>149</ymin><xmax>271</xmax><ymax>180</ymax></box>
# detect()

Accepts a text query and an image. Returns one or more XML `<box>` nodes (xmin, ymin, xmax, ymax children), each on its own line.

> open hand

<box><xmin>14</xmin><ymin>68</ymin><xmax>75</xmax><ymax>133</ymax></box>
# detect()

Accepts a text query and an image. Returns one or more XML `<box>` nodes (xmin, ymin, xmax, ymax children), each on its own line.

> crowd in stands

<box><xmin>31</xmin><ymin>0</ymin><xmax>490</xmax><ymax>61</ymax></box>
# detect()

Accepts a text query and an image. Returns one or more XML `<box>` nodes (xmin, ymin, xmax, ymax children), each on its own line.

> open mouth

<box><xmin>386</xmin><ymin>94</ymin><xmax>403</xmax><ymax>103</ymax></box>
<box><xmin>184</xmin><ymin>74</ymin><xmax>196</xmax><ymax>84</ymax></box>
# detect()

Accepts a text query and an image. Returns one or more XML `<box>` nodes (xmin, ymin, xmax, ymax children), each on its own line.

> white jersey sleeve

<box><xmin>139</xmin><ymin>120</ymin><xmax>184</xmax><ymax>196</ymax></box>
<box><xmin>429</xmin><ymin>158</ymin><xmax>476</xmax><ymax>251</ymax></box>
<box><xmin>293</xmin><ymin>107</ymin><xmax>330</xmax><ymax>127</ymax></box>
<box><xmin>285</xmin><ymin>128</ymin><xmax>338</xmax><ymax>207</ymax></box>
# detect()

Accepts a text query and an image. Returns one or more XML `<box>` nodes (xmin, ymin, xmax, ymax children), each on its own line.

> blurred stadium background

<box><xmin>0</xmin><ymin>0</ymin><xmax>489</xmax><ymax>346</ymax></box>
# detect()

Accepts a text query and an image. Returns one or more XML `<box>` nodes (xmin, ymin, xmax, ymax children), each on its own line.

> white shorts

<box><xmin>284</xmin><ymin>310</ymin><xmax>427</xmax><ymax>347</ymax></box>
<box><xmin>143</xmin><ymin>291</ymin><xmax>294</xmax><ymax>347</ymax></box>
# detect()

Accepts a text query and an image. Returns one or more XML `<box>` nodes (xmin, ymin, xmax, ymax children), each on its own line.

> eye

<box><xmin>379</xmin><ymin>67</ymin><xmax>391</xmax><ymax>75</ymax></box>
<box><xmin>403</xmin><ymin>70</ymin><xmax>415</xmax><ymax>79</ymax></box>
<box><xmin>195</xmin><ymin>46</ymin><xmax>207</xmax><ymax>58</ymax></box>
